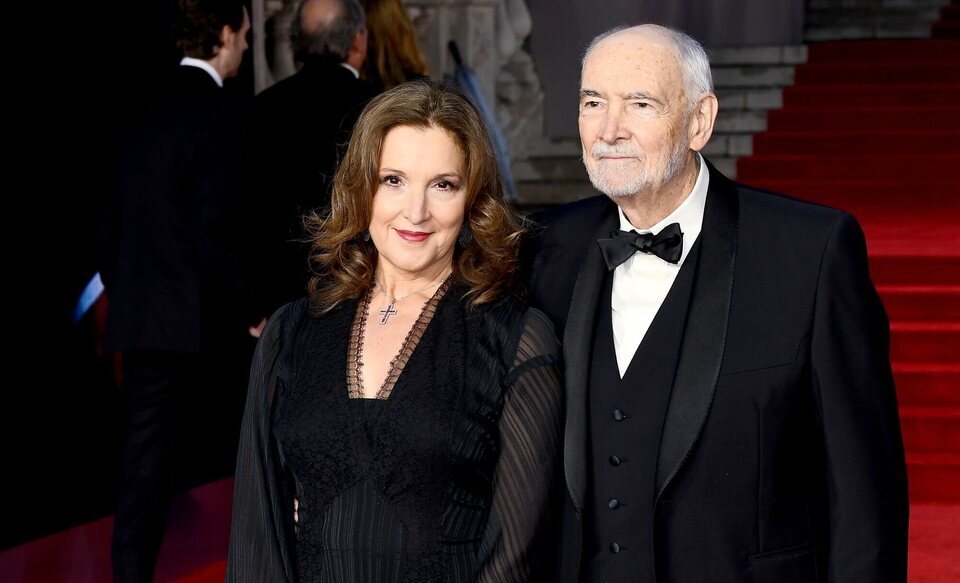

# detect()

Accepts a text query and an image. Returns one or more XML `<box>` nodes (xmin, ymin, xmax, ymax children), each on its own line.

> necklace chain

<box><xmin>375</xmin><ymin>271</ymin><xmax>449</xmax><ymax>324</ymax></box>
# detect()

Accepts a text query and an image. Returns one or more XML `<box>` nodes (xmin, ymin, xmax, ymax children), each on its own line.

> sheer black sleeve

<box><xmin>475</xmin><ymin>308</ymin><xmax>564</xmax><ymax>582</ymax></box>
<box><xmin>226</xmin><ymin>302</ymin><xmax>299</xmax><ymax>582</ymax></box>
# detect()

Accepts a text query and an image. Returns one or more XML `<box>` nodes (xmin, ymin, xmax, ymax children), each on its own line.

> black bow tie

<box><xmin>597</xmin><ymin>222</ymin><xmax>684</xmax><ymax>270</ymax></box>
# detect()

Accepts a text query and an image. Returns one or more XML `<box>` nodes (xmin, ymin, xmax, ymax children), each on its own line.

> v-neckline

<box><xmin>347</xmin><ymin>277</ymin><xmax>452</xmax><ymax>400</ymax></box>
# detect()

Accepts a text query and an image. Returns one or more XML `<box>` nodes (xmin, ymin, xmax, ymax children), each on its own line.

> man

<box><xmin>252</xmin><ymin>0</ymin><xmax>376</xmax><ymax>309</ymax></box>
<box><xmin>99</xmin><ymin>1</ymin><xmax>262</xmax><ymax>580</ymax></box>
<box><xmin>524</xmin><ymin>25</ymin><xmax>908</xmax><ymax>582</ymax></box>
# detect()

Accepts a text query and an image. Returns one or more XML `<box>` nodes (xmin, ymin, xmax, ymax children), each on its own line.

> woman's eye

<box><xmin>435</xmin><ymin>179</ymin><xmax>460</xmax><ymax>191</ymax></box>
<box><xmin>381</xmin><ymin>175</ymin><xmax>402</xmax><ymax>186</ymax></box>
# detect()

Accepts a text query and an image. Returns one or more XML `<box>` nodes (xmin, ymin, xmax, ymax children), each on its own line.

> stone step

<box><xmin>702</xmin><ymin>135</ymin><xmax>754</xmax><ymax>158</ymax></box>
<box><xmin>805</xmin><ymin>5</ymin><xmax>945</xmax><ymax>41</ymax></box>
<box><xmin>709</xmin><ymin>46</ymin><xmax>807</xmax><ymax>66</ymax></box>
<box><xmin>806</xmin><ymin>0</ymin><xmax>947</xmax><ymax>8</ymax></box>
<box><xmin>715</xmin><ymin>110</ymin><xmax>768</xmax><ymax>133</ymax></box>
<box><xmin>715</xmin><ymin>88</ymin><xmax>783</xmax><ymax>111</ymax></box>
<box><xmin>712</xmin><ymin>65</ymin><xmax>795</xmax><ymax>88</ymax></box>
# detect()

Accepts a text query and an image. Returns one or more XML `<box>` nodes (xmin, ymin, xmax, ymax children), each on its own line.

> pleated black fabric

<box><xmin>227</xmin><ymin>288</ymin><xmax>563</xmax><ymax>582</ymax></box>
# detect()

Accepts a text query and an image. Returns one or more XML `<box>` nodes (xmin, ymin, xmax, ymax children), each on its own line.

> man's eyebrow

<box><xmin>579</xmin><ymin>89</ymin><xmax>602</xmax><ymax>98</ymax></box>
<box><xmin>625</xmin><ymin>91</ymin><xmax>664</xmax><ymax>105</ymax></box>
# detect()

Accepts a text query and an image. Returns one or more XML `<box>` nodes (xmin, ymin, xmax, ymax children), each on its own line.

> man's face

<box><xmin>578</xmin><ymin>31</ymin><xmax>692</xmax><ymax>199</ymax></box>
<box><xmin>222</xmin><ymin>7</ymin><xmax>251</xmax><ymax>78</ymax></box>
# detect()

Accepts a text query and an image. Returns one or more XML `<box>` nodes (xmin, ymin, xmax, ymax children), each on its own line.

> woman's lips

<box><xmin>396</xmin><ymin>229</ymin><xmax>431</xmax><ymax>243</ymax></box>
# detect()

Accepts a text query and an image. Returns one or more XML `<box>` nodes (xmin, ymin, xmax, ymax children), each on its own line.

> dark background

<box><xmin>3</xmin><ymin>0</ymin><xmax>254</xmax><ymax>549</ymax></box>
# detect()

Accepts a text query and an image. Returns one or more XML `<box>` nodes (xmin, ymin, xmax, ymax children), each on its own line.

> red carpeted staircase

<box><xmin>737</xmin><ymin>33</ymin><xmax>960</xmax><ymax>508</ymax></box>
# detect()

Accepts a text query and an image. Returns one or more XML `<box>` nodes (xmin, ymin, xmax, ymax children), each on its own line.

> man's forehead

<box><xmin>582</xmin><ymin>33</ymin><xmax>681</xmax><ymax>92</ymax></box>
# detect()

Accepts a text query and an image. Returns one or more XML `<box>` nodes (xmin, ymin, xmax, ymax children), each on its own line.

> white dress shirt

<box><xmin>180</xmin><ymin>57</ymin><xmax>224</xmax><ymax>87</ymax></box>
<box><xmin>611</xmin><ymin>154</ymin><xmax>710</xmax><ymax>377</ymax></box>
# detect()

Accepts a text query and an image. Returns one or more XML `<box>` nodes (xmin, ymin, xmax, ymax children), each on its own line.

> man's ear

<box><xmin>216</xmin><ymin>24</ymin><xmax>235</xmax><ymax>54</ymax></box>
<box><xmin>688</xmin><ymin>93</ymin><xmax>718</xmax><ymax>152</ymax></box>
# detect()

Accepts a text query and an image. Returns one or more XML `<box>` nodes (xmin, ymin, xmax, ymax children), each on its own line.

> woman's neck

<box><xmin>376</xmin><ymin>262</ymin><xmax>453</xmax><ymax>300</ymax></box>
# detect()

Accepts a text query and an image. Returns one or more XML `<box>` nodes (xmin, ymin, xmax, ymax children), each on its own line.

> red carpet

<box><xmin>0</xmin><ymin>480</ymin><xmax>233</xmax><ymax>583</ymax></box>
<box><xmin>737</xmin><ymin>10</ymin><xmax>960</xmax><ymax>583</ymax></box>
<box><xmin>738</xmin><ymin>32</ymin><xmax>960</xmax><ymax>508</ymax></box>
<box><xmin>737</xmin><ymin>10</ymin><xmax>960</xmax><ymax>581</ymax></box>
<box><xmin>0</xmin><ymin>479</ymin><xmax>957</xmax><ymax>582</ymax></box>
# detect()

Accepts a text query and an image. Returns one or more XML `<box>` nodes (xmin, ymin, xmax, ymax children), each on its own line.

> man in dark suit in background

<box><xmin>524</xmin><ymin>25</ymin><xmax>908</xmax><ymax>582</ymax></box>
<box><xmin>252</xmin><ymin>0</ymin><xmax>376</xmax><ymax>309</ymax></box>
<box><xmin>98</xmin><ymin>0</ymin><xmax>263</xmax><ymax>580</ymax></box>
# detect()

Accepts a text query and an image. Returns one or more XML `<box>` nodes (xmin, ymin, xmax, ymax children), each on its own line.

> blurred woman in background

<box><xmin>360</xmin><ymin>0</ymin><xmax>429</xmax><ymax>91</ymax></box>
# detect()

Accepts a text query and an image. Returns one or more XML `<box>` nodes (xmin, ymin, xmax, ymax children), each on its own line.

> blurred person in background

<box><xmin>99</xmin><ymin>0</ymin><xmax>262</xmax><ymax>580</ymax></box>
<box><xmin>359</xmin><ymin>0</ymin><xmax>429</xmax><ymax>91</ymax></box>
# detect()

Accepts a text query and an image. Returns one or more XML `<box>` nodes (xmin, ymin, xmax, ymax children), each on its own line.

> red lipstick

<box><xmin>396</xmin><ymin>229</ymin><xmax>431</xmax><ymax>243</ymax></box>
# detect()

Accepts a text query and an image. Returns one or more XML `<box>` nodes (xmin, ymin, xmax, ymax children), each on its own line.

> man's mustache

<box><xmin>589</xmin><ymin>144</ymin><xmax>643</xmax><ymax>159</ymax></box>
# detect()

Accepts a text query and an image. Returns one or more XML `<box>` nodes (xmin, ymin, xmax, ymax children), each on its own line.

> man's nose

<box><xmin>599</xmin><ymin>107</ymin><xmax>627</xmax><ymax>143</ymax></box>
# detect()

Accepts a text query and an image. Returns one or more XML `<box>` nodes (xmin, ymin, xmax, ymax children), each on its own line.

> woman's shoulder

<box><xmin>515</xmin><ymin>306</ymin><xmax>561</xmax><ymax>363</ymax></box>
<box><xmin>261</xmin><ymin>297</ymin><xmax>310</xmax><ymax>340</ymax></box>
<box><xmin>467</xmin><ymin>293</ymin><xmax>560</xmax><ymax>365</ymax></box>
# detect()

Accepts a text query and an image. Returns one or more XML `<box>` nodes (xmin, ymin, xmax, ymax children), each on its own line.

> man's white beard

<box><xmin>584</xmin><ymin>137</ymin><xmax>689</xmax><ymax>198</ymax></box>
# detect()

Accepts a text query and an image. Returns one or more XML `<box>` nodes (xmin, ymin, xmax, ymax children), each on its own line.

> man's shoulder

<box><xmin>734</xmin><ymin>180</ymin><xmax>852</xmax><ymax>238</ymax></box>
<box><xmin>256</xmin><ymin>66</ymin><xmax>374</xmax><ymax>112</ymax></box>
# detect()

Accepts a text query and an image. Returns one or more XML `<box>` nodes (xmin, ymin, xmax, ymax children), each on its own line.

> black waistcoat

<box><xmin>583</xmin><ymin>243</ymin><xmax>700</xmax><ymax>582</ymax></box>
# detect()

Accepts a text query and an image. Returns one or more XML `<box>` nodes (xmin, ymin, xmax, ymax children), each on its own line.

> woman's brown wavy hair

<box><xmin>306</xmin><ymin>80</ymin><xmax>525</xmax><ymax>313</ymax></box>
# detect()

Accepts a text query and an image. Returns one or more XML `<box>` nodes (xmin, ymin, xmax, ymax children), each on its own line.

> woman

<box><xmin>359</xmin><ymin>0</ymin><xmax>429</xmax><ymax>91</ymax></box>
<box><xmin>227</xmin><ymin>81</ymin><xmax>563</xmax><ymax>582</ymax></box>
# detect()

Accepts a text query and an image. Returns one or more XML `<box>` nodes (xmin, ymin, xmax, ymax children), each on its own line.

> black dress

<box><xmin>227</xmin><ymin>284</ymin><xmax>564</xmax><ymax>582</ymax></box>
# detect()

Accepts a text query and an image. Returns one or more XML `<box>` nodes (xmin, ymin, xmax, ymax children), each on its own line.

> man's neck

<box><xmin>616</xmin><ymin>155</ymin><xmax>700</xmax><ymax>230</ymax></box>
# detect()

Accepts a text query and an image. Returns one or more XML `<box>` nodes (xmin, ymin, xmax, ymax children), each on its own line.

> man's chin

<box><xmin>588</xmin><ymin>176</ymin><xmax>648</xmax><ymax>199</ymax></box>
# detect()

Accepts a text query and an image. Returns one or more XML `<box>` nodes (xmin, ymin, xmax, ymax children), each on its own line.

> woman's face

<box><xmin>369</xmin><ymin>124</ymin><xmax>467</xmax><ymax>279</ymax></box>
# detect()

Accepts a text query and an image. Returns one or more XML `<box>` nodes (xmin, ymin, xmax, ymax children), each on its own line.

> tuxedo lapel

<box><xmin>563</xmin><ymin>204</ymin><xmax>619</xmax><ymax>513</ymax></box>
<box><xmin>655</xmin><ymin>162</ymin><xmax>739</xmax><ymax>499</ymax></box>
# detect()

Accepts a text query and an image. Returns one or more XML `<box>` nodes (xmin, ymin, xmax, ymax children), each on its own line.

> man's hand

<box><xmin>248</xmin><ymin>317</ymin><xmax>267</xmax><ymax>338</ymax></box>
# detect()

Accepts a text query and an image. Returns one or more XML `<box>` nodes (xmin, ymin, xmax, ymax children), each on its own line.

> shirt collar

<box><xmin>340</xmin><ymin>62</ymin><xmax>360</xmax><ymax>79</ymax></box>
<box><xmin>617</xmin><ymin>152</ymin><xmax>710</xmax><ymax>266</ymax></box>
<box><xmin>180</xmin><ymin>57</ymin><xmax>223</xmax><ymax>87</ymax></box>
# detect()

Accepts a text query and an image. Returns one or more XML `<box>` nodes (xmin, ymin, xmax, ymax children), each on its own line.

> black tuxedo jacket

<box><xmin>523</xmin><ymin>160</ymin><xmax>908</xmax><ymax>582</ymax></box>
<box><xmin>100</xmin><ymin>66</ymin><xmax>261</xmax><ymax>354</ymax></box>
<box><xmin>251</xmin><ymin>59</ymin><xmax>377</xmax><ymax>310</ymax></box>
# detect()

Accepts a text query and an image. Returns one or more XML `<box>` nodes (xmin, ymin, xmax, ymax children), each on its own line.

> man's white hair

<box><xmin>581</xmin><ymin>24</ymin><xmax>714</xmax><ymax>109</ymax></box>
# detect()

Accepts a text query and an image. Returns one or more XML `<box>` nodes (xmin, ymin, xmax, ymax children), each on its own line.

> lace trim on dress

<box><xmin>347</xmin><ymin>277</ymin><xmax>453</xmax><ymax>399</ymax></box>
